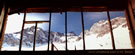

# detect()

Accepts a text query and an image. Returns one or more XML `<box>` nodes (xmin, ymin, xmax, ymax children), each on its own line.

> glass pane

<box><xmin>1</xmin><ymin>13</ymin><xmax>24</xmax><ymax>51</ymax></box>
<box><xmin>83</xmin><ymin>12</ymin><xmax>112</xmax><ymax>50</ymax></box>
<box><xmin>67</xmin><ymin>12</ymin><xmax>83</xmax><ymax>50</ymax></box>
<box><xmin>35</xmin><ymin>23</ymin><xmax>49</xmax><ymax>51</ymax></box>
<box><xmin>51</xmin><ymin>12</ymin><xmax>65</xmax><ymax>51</ymax></box>
<box><xmin>26</xmin><ymin>13</ymin><xmax>49</xmax><ymax>21</ymax></box>
<box><xmin>21</xmin><ymin>24</ymin><xmax>35</xmax><ymax>51</ymax></box>
<box><xmin>109</xmin><ymin>11</ymin><xmax>133</xmax><ymax>49</ymax></box>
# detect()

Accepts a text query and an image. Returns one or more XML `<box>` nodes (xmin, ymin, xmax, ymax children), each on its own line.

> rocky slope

<box><xmin>3</xmin><ymin>26</ymin><xmax>77</xmax><ymax>47</ymax></box>
<box><xmin>82</xmin><ymin>16</ymin><xmax>127</xmax><ymax>37</ymax></box>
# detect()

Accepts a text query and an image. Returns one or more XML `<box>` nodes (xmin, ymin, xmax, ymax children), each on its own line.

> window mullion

<box><xmin>33</xmin><ymin>22</ymin><xmax>38</xmax><ymax>51</ymax></box>
<box><xmin>19</xmin><ymin>11</ymin><xmax>26</xmax><ymax>51</ymax></box>
<box><xmin>81</xmin><ymin>8</ymin><xmax>86</xmax><ymax>50</ymax></box>
<box><xmin>107</xmin><ymin>9</ymin><xmax>116</xmax><ymax>50</ymax></box>
<box><xmin>65</xmin><ymin>8</ymin><xmax>68</xmax><ymax>51</ymax></box>
<box><xmin>48</xmin><ymin>10</ymin><xmax>52</xmax><ymax>51</ymax></box>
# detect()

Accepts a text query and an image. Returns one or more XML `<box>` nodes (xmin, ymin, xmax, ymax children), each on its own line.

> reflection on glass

<box><xmin>26</xmin><ymin>13</ymin><xmax>49</xmax><ymax>21</ymax></box>
<box><xmin>51</xmin><ymin>12</ymin><xmax>65</xmax><ymax>51</ymax></box>
<box><xmin>35</xmin><ymin>23</ymin><xmax>49</xmax><ymax>51</ymax></box>
<box><xmin>109</xmin><ymin>11</ymin><xmax>133</xmax><ymax>49</ymax></box>
<box><xmin>67</xmin><ymin>12</ymin><xmax>83</xmax><ymax>50</ymax></box>
<box><xmin>21</xmin><ymin>24</ymin><xmax>35</xmax><ymax>51</ymax></box>
<box><xmin>1</xmin><ymin>13</ymin><xmax>24</xmax><ymax>51</ymax></box>
<box><xmin>83</xmin><ymin>12</ymin><xmax>112</xmax><ymax>50</ymax></box>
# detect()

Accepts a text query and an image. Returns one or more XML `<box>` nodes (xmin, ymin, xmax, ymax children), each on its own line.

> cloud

<box><xmin>5</xmin><ymin>14</ymin><xmax>24</xmax><ymax>33</ymax></box>
<box><xmin>5</xmin><ymin>13</ymin><xmax>49</xmax><ymax>33</ymax></box>
<box><xmin>26</xmin><ymin>13</ymin><xmax>49</xmax><ymax>21</ymax></box>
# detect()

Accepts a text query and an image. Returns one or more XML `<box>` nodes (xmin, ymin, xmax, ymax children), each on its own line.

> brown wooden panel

<box><xmin>0</xmin><ymin>3</ymin><xmax>9</xmax><ymax>50</ymax></box>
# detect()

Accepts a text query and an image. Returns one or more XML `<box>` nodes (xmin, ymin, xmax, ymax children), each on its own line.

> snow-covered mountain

<box><xmin>83</xmin><ymin>17</ymin><xmax>132</xmax><ymax>49</ymax></box>
<box><xmin>1</xmin><ymin>17</ymin><xmax>133</xmax><ymax>51</ymax></box>
<box><xmin>3</xmin><ymin>26</ymin><xmax>65</xmax><ymax>47</ymax></box>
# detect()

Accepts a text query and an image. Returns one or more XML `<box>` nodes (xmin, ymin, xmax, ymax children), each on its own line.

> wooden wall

<box><xmin>125</xmin><ymin>0</ymin><xmax>135</xmax><ymax>48</ymax></box>
<box><xmin>0</xmin><ymin>2</ymin><xmax>9</xmax><ymax>50</ymax></box>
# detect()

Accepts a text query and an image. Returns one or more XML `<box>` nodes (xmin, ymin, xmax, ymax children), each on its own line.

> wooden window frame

<box><xmin>19</xmin><ymin>11</ymin><xmax>50</xmax><ymax>51</ymax></box>
<box><xmin>0</xmin><ymin>7</ymin><xmax>134</xmax><ymax>51</ymax></box>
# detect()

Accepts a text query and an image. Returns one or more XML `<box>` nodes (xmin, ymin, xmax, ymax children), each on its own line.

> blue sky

<box><xmin>6</xmin><ymin>11</ymin><xmax>125</xmax><ymax>35</ymax></box>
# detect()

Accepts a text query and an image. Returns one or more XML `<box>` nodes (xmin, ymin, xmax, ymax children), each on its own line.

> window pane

<box><xmin>109</xmin><ymin>11</ymin><xmax>133</xmax><ymax>49</ymax></box>
<box><xmin>83</xmin><ymin>12</ymin><xmax>113</xmax><ymax>50</ymax></box>
<box><xmin>1</xmin><ymin>13</ymin><xmax>24</xmax><ymax>51</ymax></box>
<box><xmin>67</xmin><ymin>12</ymin><xmax>83</xmax><ymax>50</ymax></box>
<box><xmin>51</xmin><ymin>12</ymin><xmax>65</xmax><ymax>51</ymax></box>
<box><xmin>35</xmin><ymin>23</ymin><xmax>49</xmax><ymax>51</ymax></box>
<box><xmin>21</xmin><ymin>24</ymin><xmax>35</xmax><ymax>51</ymax></box>
<box><xmin>26</xmin><ymin>13</ymin><xmax>49</xmax><ymax>21</ymax></box>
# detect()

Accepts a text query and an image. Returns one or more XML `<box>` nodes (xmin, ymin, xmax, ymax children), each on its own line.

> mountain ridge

<box><xmin>2</xmin><ymin>16</ymin><xmax>128</xmax><ymax>48</ymax></box>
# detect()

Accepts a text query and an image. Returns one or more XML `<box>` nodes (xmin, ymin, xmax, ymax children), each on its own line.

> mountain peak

<box><xmin>87</xmin><ymin>16</ymin><xmax>127</xmax><ymax>37</ymax></box>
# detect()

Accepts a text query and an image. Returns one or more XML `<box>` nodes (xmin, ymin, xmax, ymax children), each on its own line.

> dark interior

<box><xmin>1</xmin><ymin>0</ymin><xmax>128</xmax><ymax>14</ymax></box>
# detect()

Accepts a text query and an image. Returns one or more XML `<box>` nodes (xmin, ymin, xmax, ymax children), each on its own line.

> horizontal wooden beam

<box><xmin>25</xmin><ymin>21</ymin><xmax>49</xmax><ymax>24</ymax></box>
<box><xmin>16</xmin><ymin>7</ymin><xmax>124</xmax><ymax>13</ymax></box>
